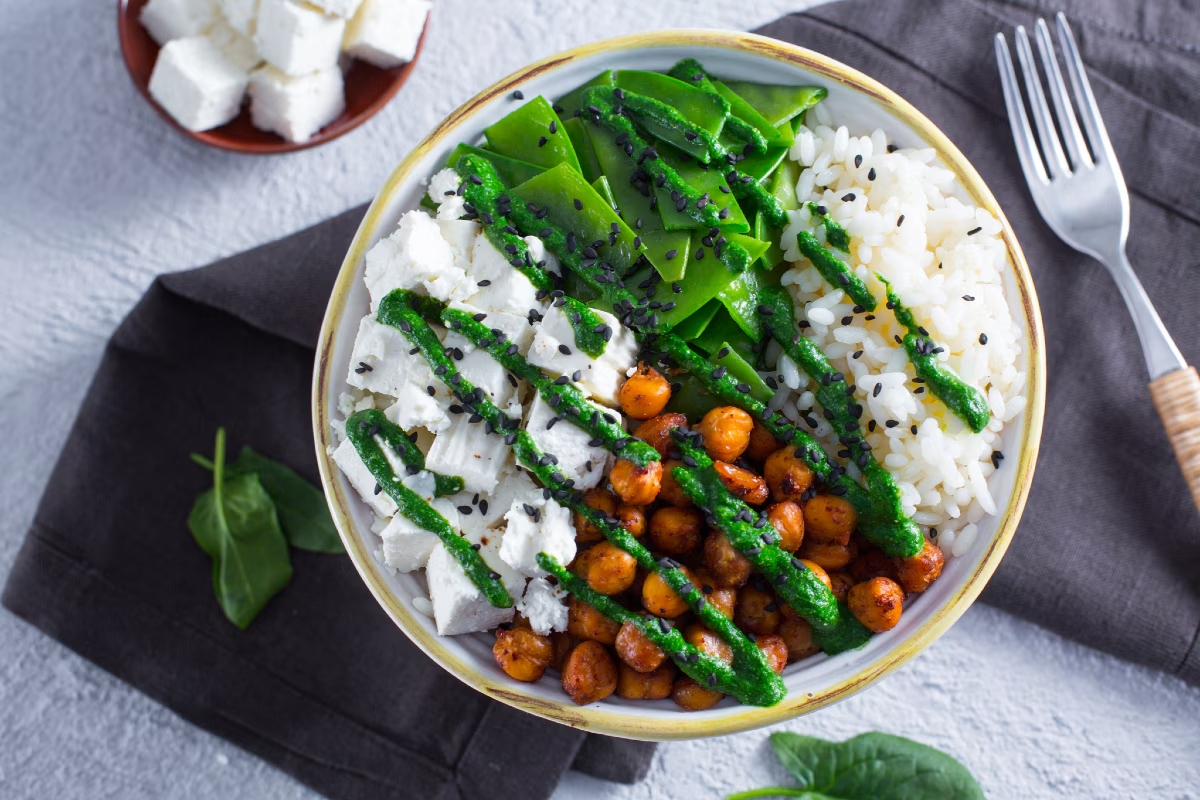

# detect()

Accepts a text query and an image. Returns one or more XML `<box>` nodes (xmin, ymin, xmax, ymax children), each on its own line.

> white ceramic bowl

<box><xmin>312</xmin><ymin>29</ymin><xmax>1046</xmax><ymax>740</ymax></box>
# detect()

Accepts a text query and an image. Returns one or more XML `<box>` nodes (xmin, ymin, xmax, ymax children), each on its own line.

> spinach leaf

<box><xmin>187</xmin><ymin>429</ymin><xmax>293</xmax><ymax>629</ymax></box>
<box><xmin>231</xmin><ymin>447</ymin><xmax>343</xmax><ymax>553</ymax></box>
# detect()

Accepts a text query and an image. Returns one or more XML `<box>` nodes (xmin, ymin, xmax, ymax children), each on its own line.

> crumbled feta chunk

<box><xmin>423</xmin><ymin>413</ymin><xmax>513</xmax><ymax>495</ymax></box>
<box><xmin>331</xmin><ymin>438</ymin><xmax>396</xmax><ymax>517</ymax></box>
<box><xmin>436</xmin><ymin>219</ymin><xmax>478</xmax><ymax>273</ymax></box>
<box><xmin>206</xmin><ymin>19</ymin><xmax>261</xmax><ymax>72</ymax></box>
<box><xmin>523</xmin><ymin>392</ymin><xmax>611</xmax><ymax>490</ymax></box>
<box><xmin>447</xmin><ymin>301</ymin><xmax>535</xmax><ymax>356</ymax></box>
<box><xmin>442</xmin><ymin>331</ymin><xmax>515</xmax><ymax>408</ymax></box>
<box><xmin>379</xmin><ymin>498</ymin><xmax>454</xmax><ymax>572</ymax></box>
<box><xmin>342</xmin><ymin>0</ymin><xmax>429</xmax><ymax>69</ymax></box>
<box><xmin>426</xmin><ymin>527</ymin><xmax>522</xmax><ymax>636</ymax></box>
<box><xmin>148</xmin><ymin>37</ymin><xmax>248</xmax><ymax>132</ymax></box>
<box><xmin>306</xmin><ymin>0</ymin><xmax>363</xmax><ymax>18</ymax></box>
<box><xmin>517</xmin><ymin>577</ymin><xmax>569</xmax><ymax>635</ymax></box>
<box><xmin>364</xmin><ymin>211</ymin><xmax>471</xmax><ymax>308</ymax></box>
<box><xmin>248</xmin><ymin>64</ymin><xmax>344</xmax><ymax>143</ymax></box>
<box><xmin>460</xmin><ymin>231</ymin><xmax>547</xmax><ymax>317</ymax></box>
<box><xmin>346</xmin><ymin>315</ymin><xmax>431</xmax><ymax>398</ymax></box>
<box><xmin>499</xmin><ymin>488</ymin><xmax>576</xmax><ymax>577</ymax></box>
<box><xmin>412</xmin><ymin>596</ymin><xmax>434</xmax><ymax>617</ymax></box>
<box><xmin>140</xmin><ymin>0</ymin><xmax>218</xmax><ymax>45</ymax></box>
<box><xmin>383</xmin><ymin>380</ymin><xmax>449</xmax><ymax>432</ymax></box>
<box><xmin>254</xmin><ymin>0</ymin><xmax>344</xmax><ymax>76</ymax></box>
<box><xmin>215</xmin><ymin>0</ymin><xmax>258</xmax><ymax>35</ymax></box>
<box><xmin>526</xmin><ymin>304</ymin><xmax>638</xmax><ymax>407</ymax></box>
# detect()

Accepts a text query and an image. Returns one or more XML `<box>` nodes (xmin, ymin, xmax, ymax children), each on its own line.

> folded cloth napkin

<box><xmin>5</xmin><ymin>0</ymin><xmax>1200</xmax><ymax>798</ymax></box>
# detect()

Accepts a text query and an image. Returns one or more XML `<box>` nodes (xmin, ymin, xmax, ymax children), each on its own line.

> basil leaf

<box><xmin>231</xmin><ymin>447</ymin><xmax>343</xmax><ymax>553</ymax></box>
<box><xmin>188</xmin><ymin>430</ymin><xmax>293</xmax><ymax>629</ymax></box>
<box><xmin>768</xmin><ymin>732</ymin><xmax>985</xmax><ymax>800</ymax></box>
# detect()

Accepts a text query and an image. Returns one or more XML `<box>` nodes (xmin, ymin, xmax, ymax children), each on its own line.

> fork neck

<box><xmin>1097</xmin><ymin>247</ymin><xmax>1186</xmax><ymax>380</ymax></box>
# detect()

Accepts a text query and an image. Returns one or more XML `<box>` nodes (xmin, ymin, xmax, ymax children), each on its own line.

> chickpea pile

<box><xmin>492</xmin><ymin>363</ymin><xmax>946</xmax><ymax>710</ymax></box>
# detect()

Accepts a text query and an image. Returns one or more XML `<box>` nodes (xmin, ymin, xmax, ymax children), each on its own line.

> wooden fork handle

<box><xmin>1150</xmin><ymin>366</ymin><xmax>1200</xmax><ymax>514</ymax></box>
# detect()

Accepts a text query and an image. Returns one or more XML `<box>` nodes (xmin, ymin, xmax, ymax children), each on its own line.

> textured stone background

<box><xmin>2</xmin><ymin>1</ymin><xmax>1199</xmax><ymax>798</ymax></box>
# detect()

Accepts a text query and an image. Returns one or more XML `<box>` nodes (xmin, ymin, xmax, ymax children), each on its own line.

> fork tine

<box><xmin>995</xmin><ymin>33</ymin><xmax>1048</xmax><ymax>186</ymax></box>
<box><xmin>1034</xmin><ymin>17</ymin><xmax>1091</xmax><ymax>169</ymax></box>
<box><xmin>1055</xmin><ymin>12</ymin><xmax>1112</xmax><ymax>163</ymax></box>
<box><xmin>1014</xmin><ymin>25</ymin><xmax>1070</xmax><ymax>178</ymax></box>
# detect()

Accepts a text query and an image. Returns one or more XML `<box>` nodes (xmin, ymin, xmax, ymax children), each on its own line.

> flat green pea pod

<box><xmin>665</xmin><ymin>58</ymin><xmax>772</xmax><ymax>152</ymax></box>
<box><xmin>484</xmin><ymin>95</ymin><xmax>581</xmax><ymax>174</ymax></box>
<box><xmin>612</xmin><ymin>69</ymin><xmax>729</xmax><ymax>159</ymax></box>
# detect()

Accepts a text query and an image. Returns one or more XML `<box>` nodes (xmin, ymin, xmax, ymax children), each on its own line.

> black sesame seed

<box><xmin>979</xmin><ymin>333</ymin><xmax>989</xmax><ymax>345</ymax></box>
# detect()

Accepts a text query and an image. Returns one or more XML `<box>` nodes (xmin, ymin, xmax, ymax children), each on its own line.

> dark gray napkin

<box><xmin>4</xmin><ymin>1</ymin><xmax>1200</xmax><ymax>798</ymax></box>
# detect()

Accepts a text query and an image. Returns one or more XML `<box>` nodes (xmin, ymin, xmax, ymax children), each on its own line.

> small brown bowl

<box><xmin>117</xmin><ymin>0</ymin><xmax>428</xmax><ymax>154</ymax></box>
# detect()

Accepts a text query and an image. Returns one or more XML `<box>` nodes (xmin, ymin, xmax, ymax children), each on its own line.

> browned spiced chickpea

<box><xmin>802</xmin><ymin>494</ymin><xmax>858</xmax><ymax>545</ymax></box>
<box><xmin>614</xmin><ymin>620</ymin><xmax>666</xmax><ymax>673</ymax></box>
<box><xmin>561</xmin><ymin>641</ymin><xmax>618</xmax><ymax>705</ymax></box>
<box><xmin>568</xmin><ymin>596</ymin><xmax>621</xmax><ymax>644</ymax></box>
<box><xmin>648</xmin><ymin>506</ymin><xmax>704</xmax><ymax>556</ymax></box>
<box><xmin>763</xmin><ymin>447</ymin><xmax>814</xmax><ymax>502</ymax></box>
<box><xmin>745</xmin><ymin>420</ymin><xmax>780</xmax><ymax>463</ymax></box>
<box><xmin>703</xmin><ymin>531</ymin><xmax>752</xmax><ymax>588</ymax></box>
<box><xmin>633</xmin><ymin>412</ymin><xmax>689</xmax><ymax>457</ymax></box>
<box><xmin>617</xmin><ymin>662</ymin><xmax>675</xmax><ymax>700</ymax></box>
<box><xmin>619</xmin><ymin>362</ymin><xmax>672</xmax><ymax>420</ymax></box>
<box><xmin>756</xmin><ymin>634</ymin><xmax>789</xmax><ymax>674</ymax></box>
<box><xmin>493</xmin><ymin>627</ymin><xmax>554</xmax><ymax>682</ymax></box>
<box><xmin>797</xmin><ymin>539</ymin><xmax>856</xmax><ymax>572</ymax></box>
<box><xmin>684</xmin><ymin>622</ymin><xmax>734</xmax><ymax>664</ymax></box>
<box><xmin>800</xmin><ymin>559</ymin><xmax>833</xmax><ymax>592</ymax></box>
<box><xmin>713</xmin><ymin>461</ymin><xmax>770</xmax><ymax>505</ymax></box>
<box><xmin>847</xmin><ymin>548</ymin><xmax>899</xmax><ymax>583</ymax></box>
<box><xmin>766</xmin><ymin>501</ymin><xmax>805</xmax><ymax>552</ymax></box>
<box><xmin>549</xmin><ymin>632</ymin><xmax>577</xmax><ymax>672</ymax></box>
<box><xmin>828</xmin><ymin>571</ymin><xmax>854</xmax><ymax>603</ymax></box>
<box><xmin>580</xmin><ymin>541</ymin><xmax>638</xmax><ymax>595</ymax></box>
<box><xmin>658</xmin><ymin>460</ymin><xmax>692</xmax><ymax>507</ymax></box>
<box><xmin>697</xmin><ymin>406</ymin><xmax>755</xmax><ymax>462</ymax></box>
<box><xmin>694</xmin><ymin>569</ymin><xmax>737</xmax><ymax>618</ymax></box>
<box><xmin>734</xmin><ymin>585</ymin><xmax>781</xmax><ymax>635</ymax></box>
<box><xmin>574</xmin><ymin>488</ymin><xmax>617</xmax><ymax>544</ymax></box>
<box><xmin>642</xmin><ymin>567</ymin><xmax>694</xmax><ymax>618</ymax></box>
<box><xmin>609</xmin><ymin>459</ymin><xmax>662</xmax><ymax>506</ymax></box>
<box><xmin>778</xmin><ymin>617</ymin><xmax>821</xmax><ymax>662</ymax></box>
<box><xmin>895</xmin><ymin>539</ymin><xmax>945</xmax><ymax>593</ymax></box>
<box><xmin>616</xmin><ymin>503</ymin><xmax>647</xmax><ymax>538</ymax></box>
<box><xmin>848</xmin><ymin>577</ymin><xmax>905</xmax><ymax>633</ymax></box>
<box><xmin>672</xmin><ymin>676</ymin><xmax>723</xmax><ymax>711</ymax></box>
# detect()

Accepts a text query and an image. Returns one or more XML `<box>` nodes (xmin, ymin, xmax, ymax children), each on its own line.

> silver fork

<box><xmin>996</xmin><ymin>13</ymin><xmax>1200</xmax><ymax>514</ymax></box>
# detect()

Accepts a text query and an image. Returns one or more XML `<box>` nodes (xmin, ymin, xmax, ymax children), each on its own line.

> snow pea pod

<box><xmin>445</xmin><ymin>143</ymin><xmax>545</xmax><ymax>188</ymax></box>
<box><xmin>553</xmin><ymin>70</ymin><xmax>614</xmax><ymax>119</ymax></box>
<box><xmin>613</xmin><ymin>70</ymin><xmax>729</xmax><ymax>159</ymax></box>
<box><xmin>665</xmin><ymin>58</ymin><xmax>773</xmax><ymax>151</ymax></box>
<box><xmin>655</xmin><ymin>143</ymin><xmax>750</xmax><ymax>234</ymax></box>
<box><xmin>720</xmin><ymin>81</ymin><xmax>828</xmax><ymax>128</ymax></box>
<box><xmin>711</xmin><ymin>342</ymin><xmax>772</xmax><ymax>403</ymax></box>
<box><xmin>484</xmin><ymin>95</ymin><xmax>580</xmax><ymax>174</ymax></box>
<box><xmin>562</xmin><ymin>117</ymin><xmax>603</xmax><ymax>183</ymax></box>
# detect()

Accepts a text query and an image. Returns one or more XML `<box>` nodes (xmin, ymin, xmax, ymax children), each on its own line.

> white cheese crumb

<box><xmin>526</xmin><ymin>304</ymin><xmax>638</xmax><ymax>407</ymax></box>
<box><xmin>148</xmin><ymin>37</ymin><xmax>248</xmax><ymax>132</ymax></box>
<box><xmin>523</xmin><ymin>392</ymin><xmax>610</xmax><ymax>490</ymax></box>
<box><xmin>499</xmin><ymin>489</ymin><xmax>576</xmax><ymax>577</ymax></box>
<box><xmin>517</xmin><ymin>577</ymin><xmax>569</xmax><ymax>635</ymax></box>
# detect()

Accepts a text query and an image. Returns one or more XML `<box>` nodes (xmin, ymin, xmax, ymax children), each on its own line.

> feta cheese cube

<box><xmin>363</xmin><ymin>211</ymin><xmax>471</xmax><ymax>309</ymax></box>
<box><xmin>461</xmin><ymin>231</ymin><xmax>546</xmax><ymax>318</ymax></box>
<box><xmin>517</xmin><ymin>577</ymin><xmax>569</xmax><ymax>635</ymax></box>
<box><xmin>499</xmin><ymin>488</ymin><xmax>576</xmax><ymax>577</ymax></box>
<box><xmin>215</xmin><ymin>0</ymin><xmax>259</xmax><ymax>35</ymax></box>
<box><xmin>332</xmin><ymin>438</ymin><xmax>396</xmax><ymax>517</ymax></box>
<box><xmin>342</xmin><ymin>0</ymin><xmax>429</xmax><ymax>69</ymax></box>
<box><xmin>254</xmin><ymin>0</ymin><xmax>344</xmax><ymax>76</ymax></box>
<box><xmin>423</xmin><ymin>413</ymin><xmax>513</xmax><ymax>495</ymax></box>
<box><xmin>523</xmin><ymin>392</ymin><xmax>611</xmax><ymax>490</ymax></box>
<box><xmin>526</xmin><ymin>304</ymin><xmax>638</xmax><ymax>407</ymax></box>
<box><xmin>248</xmin><ymin>64</ymin><xmax>344</xmax><ymax>143</ymax></box>
<box><xmin>382</xmin><ymin>380</ymin><xmax>449</xmax><ymax>432</ymax></box>
<box><xmin>206</xmin><ymin>19</ymin><xmax>261</xmax><ymax>72</ymax></box>
<box><xmin>379</xmin><ymin>498</ymin><xmax>452</xmax><ymax>572</ymax></box>
<box><xmin>141</xmin><ymin>0</ymin><xmax>218</xmax><ymax>45</ymax></box>
<box><xmin>436</xmin><ymin>218</ymin><xmax>478</xmax><ymax>273</ymax></box>
<box><xmin>441</xmin><ymin>331</ymin><xmax>515</xmax><ymax>408</ymax></box>
<box><xmin>306</xmin><ymin>0</ymin><xmax>363</xmax><ymax>17</ymax></box>
<box><xmin>346</xmin><ymin>315</ymin><xmax>431</xmax><ymax>398</ymax></box>
<box><xmin>426</xmin><ymin>529</ymin><xmax>523</xmax><ymax>636</ymax></box>
<box><xmin>148</xmin><ymin>37</ymin><xmax>248</xmax><ymax>132</ymax></box>
<box><xmin>428</xmin><ymin>168</ymin><xmax>466</xmax><ymax>219</ymax></box>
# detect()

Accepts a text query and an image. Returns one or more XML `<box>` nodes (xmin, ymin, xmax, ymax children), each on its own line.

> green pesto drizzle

<box><xmin>806</xmin><ymin>202</ymin><xmax>851</xmax><ymax>253</ymax></box>
<box><xmin>561</xmin><ymin>295</ymin><xmax>607</xmax><ymax>358</ymax></box>
<box><xmin>880</xmin><ymin>278</ymin><xmax>991</xmax><ymax>434</ymax></box>
<box><xmin>756</xmin><ymin>287</ymin><xmax>923</xmax><ymax>558</ymax></box>
<box><xmin>666</xmin><ymin>58</ymin><xmax>769</xmax><ymax>153</ymax></box>
<box><xmin>346</xmin><ymin>409</ymin><xmax>464</xmax><ymax>497</ymax></box>
<box><xmin>795</xmin><ymin>231</ymin><xmax>876</xmax><ymax>312</ymax></box>
<box><xmin>345</xmin><ymin>409</ymin><xmax>512</xmax><ymax>609</ymax></box>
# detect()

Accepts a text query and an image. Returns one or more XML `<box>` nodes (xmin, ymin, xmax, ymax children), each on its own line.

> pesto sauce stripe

<box><xmin>346</xmin><ymin>408</ymin><xmax>464</xmax><ymax>497</ymax></box>
<box><xmin>561</xmin><ymin>296</ymin><xmax>608</xmax><ymax>359</ymax></box>
<box><xmin>805</xmin><ymin>202</ymin><xmax>851</xmax><ymax>253</ymax></box>
<box><xmin>795</xmin><ymin>231</ymin><xmax>876</xmax><ymax>312</ymax></box>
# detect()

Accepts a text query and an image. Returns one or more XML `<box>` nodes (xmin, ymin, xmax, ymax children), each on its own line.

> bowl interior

<box><xmin>313</xmin><ymin>30</ymin><xmax>1045</xmax><ymax>740</ymax></box>
<box><xmin>117</xmin><ymin>0</ymin><xmax>427</xmax><ymax>154</ymax></box>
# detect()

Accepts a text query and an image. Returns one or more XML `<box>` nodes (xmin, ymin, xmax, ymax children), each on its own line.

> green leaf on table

<box><xmin>231</xmin><ymin>447</ymin><xmax>343</xmax><ymax>553</ymax></box>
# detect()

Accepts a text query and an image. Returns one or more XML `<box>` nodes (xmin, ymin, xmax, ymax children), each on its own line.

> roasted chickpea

<box><xmin>633</xmin><ymin>412</ymin><xmax>689</xmax><ymax>457</ymax></box>
<box><xmin>797</xmin><ymin>539</ymin><xmax>856</xmax><ymax>572</ymax></box>
<box><xmin>641</xmin><ymin>567</ymin><xmax>694</xmax><ymax>618</ymax></box>
<box><xmin>895</xmin><ymin>539</ymin><xmax>945</xmax><ymax>593</ymax></box>
<box><xmin>763</xmin><ymin>447</ymin><xmax>814</xmax><ymax>502</ymax></box>
<box><xmin>778</xmin><ymin>617</ymin><xmax>821</xmax><ymax>662</ymax></box>
<box><xmin>694</xmin><ymin>569</ymin><xmax>737</xmax><ymax>618</ymax></box>
<box><xmin>734</xmin><ymin>585</ymin><xmax>781</xmax><ymax>635</ymax></box>
<box><xmin>802</xmin><ymin>494</ymin><xmax>857</xmax><ymax>545</ymax></box>
<box><xmin>615</xmin><ymin>620</ymin><xmax>666</xmax><ymax>673</ymax></box>
<box><xmin>848</xmin><ymin>577</ymin><xmax>905</xmax><ymax>633</ymax></box>
<box><xmin>756</xmin><ymin>634</ymin><xmax>789</xmax><ymax>674</ymax></box>
<box><xmin>568</xmin><ymin>596</ymin><xmax>621</xmax><ymax>644</ymax></box>
<box><xmin>799</xmin><ymin>559</ymin><xmax>833</xmax><ymax>592</ymax></box>
<box><xmin>561</xmin><ymin>641</ymin><xmax>618</xmax><ymax>705</ymax></box>
<box><xmin>609</xmin><ymin>459</ymin><xmax>662</xmax><ymax>505</ymax></box>
<box><xmin>766</xmin><ymin>501</ymin><xmax>805</xmax><ymax>552</ymax></box>
<box><xmin>703</xmin><ymin>531</ymin><xmax>753</xmax><ymax>588</ymax></box>
<box><xmin>620</xmin><ymin>362</ymin><xmax>672</xmax><ymax>420</ymax></box>
<box><xmin>573</xmin><ymin>488</ymin><xmax>618</xmax><ymax>544</ymax></box>
<box><xmin>493</xmin><ymin>627</ymin><xmax>554</xmax><ymax>682</ymax></box>
<box><xmin>648</xmin><ymin>506</ymin><xmax>704</xmax><ymax>556</ymax></box>
<box><xmin>745</xmin><ymin>420</ymin><xmax>780</xmax><ymax>463</ymax></box>
<box><xmin>847</xmin><ymin>548</ymin><xmax>898</xmax><ymax>583</ymax></box>
<box><xmin>617</xmin><ymin>662</ymin><xmax>675</xmax><ymax>700</ymax></box>
<box><xmin>549</xmin><ymin>632</ymin><xmax>577</xmax><ymax>672</ymax></box>
<box><xmin>579</xmin><ymin>541</ymin><xmax>638</xmax><ymax>595</ymax></box>
<box><xmin>616</xmin><ymin>503</ymin><xmax>647</xmax><ymax>538</ymax></box>
<box><xmin>697</xmin><ymin>406</ymin><xmax>755</xmax><ymax>462</ymax></box>
<box><xmin>713</xmin><ymin>461</ymin><xmax>770</xmax><ymax>505</ymax></box>
<box><xmin>828</xmin><ymin>571</ymin><xmax>854</xmax><ymax>603</ymax></box>
<box><xmin>684</xmin><ymin>623</ymin><xmax>734</xmax><ymax>664</ymax></box>
<box><xmin>671</xmin><ymin>676</ymin><xmax>723</xmax><ymax>711</ymax></box>
<box><xmin>657</xmin><ymin>460</ymin><xmax>692</xmax><ymax>507</ymax></box>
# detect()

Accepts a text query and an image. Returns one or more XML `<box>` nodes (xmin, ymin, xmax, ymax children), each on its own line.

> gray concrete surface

<box><xmin>2</xmin><ymin>1</ymin><xmax>1199</xmax><ymax>797</ymax></box>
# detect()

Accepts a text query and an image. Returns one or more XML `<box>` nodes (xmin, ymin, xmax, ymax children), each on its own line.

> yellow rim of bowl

<box><xmin>312</xmin><ymin>28</ymin><xmax>1046</xmax><ymax>741</ymax></box>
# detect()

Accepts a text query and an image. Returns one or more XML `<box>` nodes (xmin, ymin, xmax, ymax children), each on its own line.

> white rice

<box><xmin>770</xmin><ymin>111</ymin><xmax>1026</xmax><ymax>557</ymax></box>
